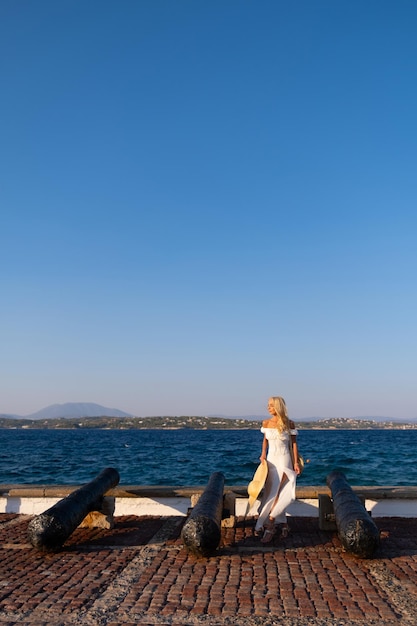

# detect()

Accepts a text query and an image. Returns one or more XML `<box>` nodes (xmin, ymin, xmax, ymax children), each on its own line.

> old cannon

<box><xmin>27</xmin><ymin>467</ymin><xmax>120</xmax><ymax>551</ymax></box>
<box><xmin>181</xmin><ymin>471</ymin><xmax>225</xmax><ymax>557</ymax></box>
<box><xmin>326</xmin><ymin>470</ymin><xmax>380</xmax><ymax>558</ymax></box>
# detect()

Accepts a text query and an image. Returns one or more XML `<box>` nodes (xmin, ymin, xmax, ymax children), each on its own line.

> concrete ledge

<box><xmin>233</xmin><ymin>485</ymin><xmax>417</xmax><ymax>499</ymax></box>
<box><xmin>1</xmin><ymin>484</ymin><xmax>417</xmax><ymax>518</ymax></box>
<box><xmin>0</xmin><ymin>484</ymin><xmax>208</xmax><ymax>498</ymax></box>
<box><xmin>3</xmin><ymin>484</ymin><xmax>417</xmax><ymax>499</ymax></box>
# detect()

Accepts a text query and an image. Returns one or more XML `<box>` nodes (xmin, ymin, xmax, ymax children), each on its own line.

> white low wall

<box><xmin>2</xmin><ymin>494</ymin><xmax>417</xmax><ymax>518</ymax></box>
<box><xmin>114</xmin><ymin>497</ymin><xmax>190</xmax><ymax>516</ymax></box>
<box><xmin>0</xmin><ymin>496</ymin><xmax>62</xmax><ymax>515</ymax></box>
<box><xmin>236</xmin><ymin>497</ymin><xmax>417</xmax><ymax>518</ymax></box>
<box><xmin>0</xmin><ymin>496</ymin><xmax>190</xmax><ymax>517</ymax></box>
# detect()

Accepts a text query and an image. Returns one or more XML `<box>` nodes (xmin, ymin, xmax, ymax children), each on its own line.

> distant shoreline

<box><xmin>1</xmin><ymin>413</ymin><xmax>417</xmax><ymax>431</ymax></box>
<box><xmin>1</xmin><ymin>424</ymin><xmax>417</xmax><ymax>431</ymax></box>
<box><xmin>0</xmin><ymin>425</ymin><xmax>417</xmax><ymax>432</ymax></box>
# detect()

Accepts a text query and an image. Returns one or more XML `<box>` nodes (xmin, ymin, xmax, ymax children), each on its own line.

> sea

<box><xmin>1</xmin><ymin>428</ymin><xmax>416</xmax><ymax>487</ymax></box>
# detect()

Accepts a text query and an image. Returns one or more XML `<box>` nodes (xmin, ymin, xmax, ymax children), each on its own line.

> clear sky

<box><xmin>1</xmin><ymin>1</ymin><xmax>416</xmax><ymax>419</ymax></box>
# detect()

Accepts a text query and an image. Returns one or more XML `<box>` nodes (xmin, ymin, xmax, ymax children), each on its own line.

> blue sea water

<box><xmin>0</xmin><ymin>428</ymin><xmax>416</xmax><ymax>487</ymax></box>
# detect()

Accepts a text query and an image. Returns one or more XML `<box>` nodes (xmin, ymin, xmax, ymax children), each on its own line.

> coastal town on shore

<box><xmin>1</xmin><ymin>415</ymin><xmax>416</xmax><ymax>430</ymax></box>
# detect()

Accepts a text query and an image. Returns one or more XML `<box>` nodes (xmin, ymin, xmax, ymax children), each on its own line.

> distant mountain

<box><xmin>298</xmin><ymin>415</ymin><xmax>407</xmax><ymax>423</ymax></box>
<box><xmin>1</xmin><ymin>405</ymin><xmax>415</xmax><ymax>423</ymax></box>
<box><xmin>2</xmin><ymin>402</ymin><xmax>132</xmax><ymax>420</ymax></box>
<box><xmin>312</xmin><ymin>415</ymin><xmax>416</xmax><ymax>423</ymax></box>
<box><xmin>351</xmin><ymin>415</ymin><xmax>412</xmax><ymax>422</ymax></box>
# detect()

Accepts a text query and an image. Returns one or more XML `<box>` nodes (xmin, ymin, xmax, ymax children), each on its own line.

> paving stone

<box><xmin>0</xmin><ymin>514</ymin><xmax>417</xmax><ymax>624</ymax></box>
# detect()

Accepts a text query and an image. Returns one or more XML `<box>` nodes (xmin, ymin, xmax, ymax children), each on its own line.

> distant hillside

<box><xmin>0</xmin><ymin>414</ymin><xmax>416</xmax><ymax>430</ymax></box>
<box><xmin>2</xmin><ymin>402</ymin><xmax>132</xmax><ymax>420</ymax></box>
<box><xmin>0</xmin><ymin>415</ymin><xmax>261</xmax><ymax>430</ymax></box>
<box><xmin>1</xmin><ymin>404</ymin><xmax>416</xmax><ymax>427</ymax></box>
<box><xmin>210</xmin><ymin>414</ymin><xmax>416</xmax><ymax>423</ymax></box>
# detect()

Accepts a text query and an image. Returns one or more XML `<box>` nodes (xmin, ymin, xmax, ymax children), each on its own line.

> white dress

<box><xmin>255</xmin><ymin>427</ymin><xmax>297</xmax><ymax>530</ymax></box>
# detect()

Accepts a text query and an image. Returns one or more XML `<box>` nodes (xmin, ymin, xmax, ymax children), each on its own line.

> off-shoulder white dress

<box><xmin>254</xmin><ymin>427</ymin><xmax>297</xmax><ymax>531</ymax></box>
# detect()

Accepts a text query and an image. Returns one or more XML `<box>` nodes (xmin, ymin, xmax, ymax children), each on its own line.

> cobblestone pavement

<box><xmin>0</xmin><ymin>513</ymin><xmax>416</xmax><ymax>625</ymax></box>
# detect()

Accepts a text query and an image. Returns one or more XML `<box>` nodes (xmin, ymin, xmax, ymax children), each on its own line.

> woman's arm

<box><xmin>260</xmin><ymin>434</ymin><xmax>268</xmax><ymax>462</ymax></box>
<box><xmin>289</xmin><ymin>420</ymin><xmax>301</xmax><ymax>475</ymax></box>
<box><xmin>291</xmin><ymin>435</ymin><xmax>301</xmax><ymax>474</ymax></box>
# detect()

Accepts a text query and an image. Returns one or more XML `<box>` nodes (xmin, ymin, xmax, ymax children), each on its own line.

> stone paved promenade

<box><xmin>0</xmin><ymin>513</ymin><xmax>416</xmax><ymax>625</ymax></box>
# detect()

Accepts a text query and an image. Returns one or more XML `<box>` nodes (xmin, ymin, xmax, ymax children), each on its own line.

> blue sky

<box><xmin>1</xmin><ymin>1</ymin><xmax>416</xmax><ymax>419</ymax></box>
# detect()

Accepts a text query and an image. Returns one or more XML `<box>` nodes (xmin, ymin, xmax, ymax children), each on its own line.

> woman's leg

<box><xmin>270</xmin><ymin>471</ymin><xmax>296</xmax><ymax>522</ymax></box>
<box><xmin>254</xmin><ymin>461</ymin><xmax>277</xmax><ymax>532</ymax></box>
<box><xmin>260</xmin><ymin>473</ymin><xmax>289</xmax><ymax>543</ymax></box>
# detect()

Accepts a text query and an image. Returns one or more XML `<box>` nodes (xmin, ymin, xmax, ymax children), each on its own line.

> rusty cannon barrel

<box><xmin>181</xmin><ymin>471</ymin><xmax>225</xmax><ymax>557</ymax></box>
<box><xmin>326</xmin><ymin>470</ymin><xmax>380</xmax><ymax>558</ymax></box>
<box><xmin>27</xmin><ymin>467</ymin><xmax>120</xmax><ymax>551</ymax></box>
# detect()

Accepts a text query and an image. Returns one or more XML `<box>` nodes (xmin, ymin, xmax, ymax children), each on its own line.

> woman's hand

<box><xmin>294</xmin><ymin>462</ymin><xmax>301</xmax><ymax>475</ymax></box>
<box><xmin>259</xmin><ymin>454</ymin><xmax>267</xmax><ymax>463</ymax></box>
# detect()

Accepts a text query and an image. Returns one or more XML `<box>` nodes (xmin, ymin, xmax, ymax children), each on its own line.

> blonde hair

<box><xmin>270</xmin><ymin>396</ymin><xmax>290</xmax><ymax>433</ymax></box>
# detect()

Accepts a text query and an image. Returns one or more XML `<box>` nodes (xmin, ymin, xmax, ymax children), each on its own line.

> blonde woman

<box><xmin>255</xmin><ymin>396</ymin><xmax>301</xmax><ymax>543</ymax></box>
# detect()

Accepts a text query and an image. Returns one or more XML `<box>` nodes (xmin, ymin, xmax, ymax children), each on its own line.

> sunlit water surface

<box><xmin>1</xmin><ymin>428</ymin><xmax>415</xmax><ymax>486</ymax></box>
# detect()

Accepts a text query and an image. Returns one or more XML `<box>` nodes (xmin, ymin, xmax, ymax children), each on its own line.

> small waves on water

<box><xmin>298</xmin><ymin>429</ymin><xmax>416</xmax><ymax>486</ymax></box>
<box><xmin>0</xmin><ymin>427</ymin><xmax>416</xmax><ymax>486</ymax></box>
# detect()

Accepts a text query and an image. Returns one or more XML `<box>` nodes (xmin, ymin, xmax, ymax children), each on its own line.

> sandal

<box><xmin>261</xmin><ymin>528</ymin><xmax>275</xmax><ymax>543</ymax></box>
<box><xmin>260</xmin><ymin>518</ymin><xmax>275</xmax><ymax>544</ymax></box>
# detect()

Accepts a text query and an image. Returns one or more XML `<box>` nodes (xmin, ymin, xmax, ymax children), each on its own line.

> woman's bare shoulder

<box><xmin>262</xmin><ymin>418</ymin><xmax>275</xmax><ymax>428</ymax></box>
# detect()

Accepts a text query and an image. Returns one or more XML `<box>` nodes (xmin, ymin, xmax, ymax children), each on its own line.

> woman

<box><xmin>255</xmin><ymin>396</ymin><xmax>301</xmax><ymax>543</ymax></box>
